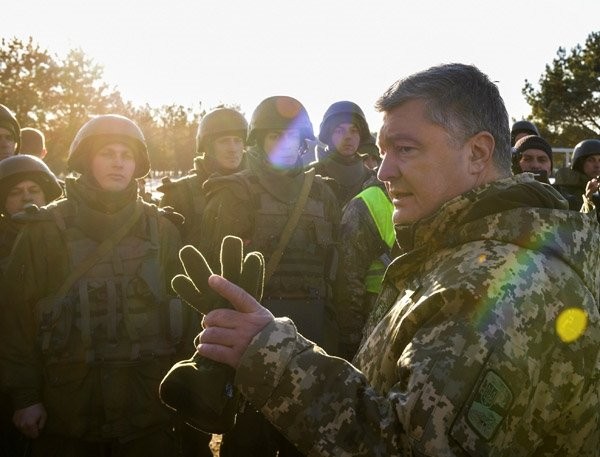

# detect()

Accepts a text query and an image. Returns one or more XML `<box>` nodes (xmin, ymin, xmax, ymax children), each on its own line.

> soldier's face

<box><xmin>519</xmin><ymin>149</ymin><xmax>552</xmax><ymax>175</ymax></box>
<box><xmin>0</xmin><ymin>127</ymin><xmax>17</xmax><ymax>161</ymax></box>
<box><xmin>377</xmin><ymin>99</ymin><xmax>480</xmax><ymax>226</ymax></box>
<box><xmin>212</xmin><ymin>135</ymin><xmax>244</xmax><ymax>171</ymax></box>
<box><xmin>4</xmin><ymin>179</ymin><xmax>47</xmax><ymax>216</ymax></box>
<box><xmin>582</xmin><ymin>154</ymin><xmax>600</xmax><ymax>179</ymax></box>
<box><xmin>331</xmin><ymin>122</ymin><xmax>361</xmax><ymax>157</ymax></box>
<box><xmin>264</xmin><ymin>129</ymin><xmax>302</xmax><ymax>169</ymax></box>
<box><xmin>90</xmin><ymin>142</ymin><xmax>136</xmax><ymax>192</ymax></box>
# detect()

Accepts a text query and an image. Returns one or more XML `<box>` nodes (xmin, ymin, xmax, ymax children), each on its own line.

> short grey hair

<box><xmin>375</xmin><ymin>63</ymin><xmax>511</xmax><ymax>172</ymax></box>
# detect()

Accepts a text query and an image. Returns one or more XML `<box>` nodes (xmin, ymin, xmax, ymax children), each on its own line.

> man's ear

<box><xmin>468</xmin><ymin>131</ymin><xmax>495</xmax><ymax>174</ymax></box>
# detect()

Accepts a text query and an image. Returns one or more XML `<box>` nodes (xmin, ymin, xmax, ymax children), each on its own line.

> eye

<box><xmin>393</xmin><ymin>145</ymin><xmax>415</xmax><ymax>155</ymax></box>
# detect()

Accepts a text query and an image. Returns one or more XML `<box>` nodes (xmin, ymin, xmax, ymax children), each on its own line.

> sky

<box><xmin>3</xmin><ymin>0</ymin><xmax>600</xmax><ymax>135</ymax></box>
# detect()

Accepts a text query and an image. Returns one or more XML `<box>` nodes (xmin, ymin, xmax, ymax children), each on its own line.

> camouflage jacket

<box><xmin>234</xmin><ymin>174</ymin><xmax>600</xmax><ymax>456</ymax></box>
<box><xmin>311</xmin><ymin>152</ymin><xmax>373</xmax><ymax>208</ymax></box>
<box><xmin>333</xmin><ymin>177</ymin><xmax>393</xmax><ymax>359</ymax></box>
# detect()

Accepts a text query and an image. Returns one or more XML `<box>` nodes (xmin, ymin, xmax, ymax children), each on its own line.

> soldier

<box><xmin>0</xmin><ymin>114</ymin><xmax>195</xmax><ymax>456</ymax></box>
<box><xmin>312</xmin><ymin>101</ymin><xmax>374</xmax><ymax>207</ymax></box>
<box><xmin>0</xmin><ymin>155</ymin><xmax>62</xmax><ymax>457</ymax></box>
<box><xmin>0</xmin><ymin>155</ymin><xmax>62</xmax><ymax>271</ymax></box>
<box><xmin>332</xmin><ymin>171</ymin><xmax>394</xmax><ymax>360</ymax></box>
<box><xmin>510</xmin><ymin>119</ymin><xmax>539</xmax><ymax>146</ymax></box>
<box><xmin>554</xmin><ymin>139</ymin><xmax>600</xmax><ymax>214</ymax></box>
<box><xmin>159</xmin><ymin>107</ymin><xmax>248</xmax><ymax>245</ymax></box>
<box><xmin>511</xmin><ymin>134</ymin><xmax>553</xmax><ymax>183</ymax></box>
<box><xmin>200</xmin><ymin>95</ymin><xmax>340</xmax><ymax>456</ymax></box>
<box><xmin>185</xmin><ymin>64</ymin><xmax>598</xmax><ymax>456</ymax></box>
<box><xmin>357</xmin><ymin>135</ymin><xmax>381</xmax><ymax>171</ymax></box>
<box><xmin>19</xmin><ymin>127</ymin><xmax>48</xmax><ymax>160</ymax></box>
<box><xmin>0</xmin><ymin>103</ymin><xmax>20</xmax><ymax>161</ymax></box>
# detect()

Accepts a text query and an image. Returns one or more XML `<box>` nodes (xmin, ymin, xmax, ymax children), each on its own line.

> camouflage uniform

<box><xmin>552</xmin><ymin>167</ymin><xmax>589</xmax><ymax>211</ymax></box>
<box><xmin>201</xmin><ymin>148</ymin><xmax>340</xmax><ymax>346</ymax></box>
<box><xmin>0</xmin><ymin>177</ymin><xmax>195</xmax><ymax>456</ymax></box>
<box><xmin>311</xmin><ymin>155</ymin><xmax>373</xmax><ymax>208</ymax></box>
<box><xmin>232</xmin><ymin>174</ymin><xmax>600</xmax><ymax>456</ymax></box>
<box><xmin>0</xmin><ymin>215</ymin><xmax>20</xmax><ymax>272</ymax></box>
<box><xmin>159</xmin><ymin>155</ymin><xmax>234</xmax><ymax>245</ymax></box>
<box><xmin>333</xmin><ymin>176</ymin><xmax>394</xmax><ymax>360</ymax></box>
<box><xmin>312</xmin><ymin>101</ymin><xmax>375</xmax><ymax>208</ymax></box>
<box><xmin>201</xmin><ymin>147</ymin><xmax>340</xmax><ymax>457</ymax></box>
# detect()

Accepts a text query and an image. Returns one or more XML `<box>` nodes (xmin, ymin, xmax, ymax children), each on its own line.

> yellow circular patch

<box><xmin>556</xmin><ymin>308</ymin><xmax>588</xmax><ymax>343</ymax></box>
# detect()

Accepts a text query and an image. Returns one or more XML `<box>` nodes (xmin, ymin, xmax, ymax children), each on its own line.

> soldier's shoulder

<box><xmin>140</xmin><ymin>200</ymin><xmax>185</xmax><ymax>228</ymax></box>
<box><xmin>12</xmin><ymin>198</ymin><xmax>71</xmax><ymax>225</ymax></box>
<box><xmin>312</xmin><ymin>172</ymin><xmax>339</xmax><ymax>201</ymax></box>
<box><xmin>157</xmin><ymin>173</ymin><xmax>200</xmax><ymax>191</ymax></box>
<box><xmin>203</xmin><ymin>170</ymin><xmax>254</xmax><ymax>201</ymax></box>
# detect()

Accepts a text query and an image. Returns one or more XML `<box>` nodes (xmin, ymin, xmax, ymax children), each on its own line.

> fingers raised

<box><xmin>208</xmin><ymin>274</ymin><xmax>262</xmax><ymax>314</ymax></box>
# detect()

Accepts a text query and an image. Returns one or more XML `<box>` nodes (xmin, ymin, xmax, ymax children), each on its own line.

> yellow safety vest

<box><xmin>355</xmin><ymin>186</ymin><xmax>395</xmax><ymax>294</ymax></box>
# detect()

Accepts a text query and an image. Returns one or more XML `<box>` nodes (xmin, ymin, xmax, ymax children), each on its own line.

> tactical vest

<box><xmin>249</xmin><ymin>181</ymin><xmax>335</xmax><ymax>300</ymax></box>
<box><xmin>35</xmin><ymin>204</ymin><xmax>183</xmax><ymax>365</ymax></box>
<box><xmin>355</xmin><ymin>186</ymin><xmax>395</xmax><ymax>294</ymax></box>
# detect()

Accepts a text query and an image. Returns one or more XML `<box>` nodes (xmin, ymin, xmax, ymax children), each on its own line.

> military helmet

<box><xmin>0</xmin><ymin>103</ymin><xmax>21</xmax><ymax>153</ymax></box>
<box><xmin>68</xmin><ymin>114</ymin><xmax>149</xmax><ymax>178</ymax></box>
<box><xmin>247</xmin><ymin>96</ymin><xmax>315</xmax><ymax>146</ymax></box>
<box><xmin>318</xmin><ymin>101</ymin><xmax>370</xmax><ymax>145</ymax></box>
<box><xmin>571</xmin><ymin>139</ymin><xmax>600</xmax><ymax>173</ymax></box>
<box><xmin>357</xmin><ymin>134</ymin><xmax>380</xmax><ymax>159</ymax></box>
<box><xmin>510</xmin><ymin>120</ymin><xmax>539</xmax><ymax>146</ymax></box>
<box><xmin>0</xmin><ymin>154</ymin><xmax>62</xmax><ymax>209</ymax></box>
<box><xmin>196</xmin><ymin>108</ymin><xmax>248</xmax><ymax>154</ymax></box>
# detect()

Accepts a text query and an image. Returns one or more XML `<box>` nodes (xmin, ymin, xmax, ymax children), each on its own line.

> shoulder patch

<box><xmin>466</xmin><ymin>370</ymin><xmax>513</xmax><ymax>440</ymax></box>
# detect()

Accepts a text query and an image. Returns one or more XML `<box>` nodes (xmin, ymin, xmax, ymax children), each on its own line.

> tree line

<box><xmin>2</xmin><ymin>32</ymin><xmax>600</xmax><ymax>175</ymax></box>
<box><xmin>1</xmin><ymin>37</ymin><xmax>206</xmax><ymax>174</ymax></box>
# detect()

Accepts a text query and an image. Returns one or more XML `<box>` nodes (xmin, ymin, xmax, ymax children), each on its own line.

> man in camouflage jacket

<box><xmin>189</xmin><ymin>64</ymin><xmax>600</xmax><ymax>456</ymax></box>
<box><xmin>333</xmin><ymin>174</ymin><xmax>394</xmax><ymax>360</ymax></box>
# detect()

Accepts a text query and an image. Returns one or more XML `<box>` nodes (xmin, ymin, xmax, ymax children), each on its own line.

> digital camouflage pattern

<box><xmin>234</xmin><ymin>174</ymin><xmax>600</xmax><ymax>456</ymax></box>
<box><xmin>333</xmin><ymin>177</ymin><xmax>393</xmax><ymax>359</ymax></box>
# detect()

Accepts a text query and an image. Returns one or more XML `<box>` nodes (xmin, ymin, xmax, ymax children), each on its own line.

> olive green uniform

<box><xmin>201</xmin><ymin>148</ymin><xmax>340</xmax><ymax>456</ymax></box>
<box><xmin>0</xmin><ymin>177</ymin><xmax>196</xmax><ymax>456</ymax></box>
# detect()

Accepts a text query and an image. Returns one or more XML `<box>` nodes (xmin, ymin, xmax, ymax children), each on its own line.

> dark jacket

<box><xmin>0</xmin><ymin>177</ymin><xmax>193</xmax><ymax>441</ymax></box>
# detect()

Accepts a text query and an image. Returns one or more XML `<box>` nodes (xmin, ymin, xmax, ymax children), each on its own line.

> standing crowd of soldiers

<box><xmin>0</xmin><ymin>61</ymin><xmax>599</xmax><ymax>457</ymax></box>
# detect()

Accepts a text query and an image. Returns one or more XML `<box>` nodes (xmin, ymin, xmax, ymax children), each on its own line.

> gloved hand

<box><xmin>159</xmin><ymin>236</ymin><xmax>264</xmax><ymax>434</ymax></box>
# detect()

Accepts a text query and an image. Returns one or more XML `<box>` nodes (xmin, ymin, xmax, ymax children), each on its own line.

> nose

<box><xmin>377</xmin><ymin>153</ymin><xmax>394</xmax><ymax>183</ymax></box>
<box><xmin>22</xmin><ymin>190</ymin><xmax>34</xmax><ymax>202</ymax></box>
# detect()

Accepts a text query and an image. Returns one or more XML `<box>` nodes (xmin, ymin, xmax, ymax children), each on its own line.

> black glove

<box><xmin>159</xmin><ymin>236</ymin><xmax>264</xmax><ymax>434</ymax></box>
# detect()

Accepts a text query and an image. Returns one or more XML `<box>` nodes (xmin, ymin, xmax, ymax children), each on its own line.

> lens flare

<box><xmin>555</xmin><ymin>307</ymin><xmax>588</xmax><ymax>343</ymax></box>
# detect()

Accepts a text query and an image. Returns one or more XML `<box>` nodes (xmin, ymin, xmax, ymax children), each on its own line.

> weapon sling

<box><xmin>264</xmin><ymin>168</ymin><xmax>315</xmax><ymax>282</ymax></box>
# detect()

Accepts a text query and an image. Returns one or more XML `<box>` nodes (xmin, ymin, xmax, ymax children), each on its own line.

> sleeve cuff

<box><xmin>235</xmin><ymin>317</ymin><xmax>313</xmax><ymax>408</ymax></box>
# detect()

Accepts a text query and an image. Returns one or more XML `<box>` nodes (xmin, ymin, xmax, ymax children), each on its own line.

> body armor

<box><xmin>35</xmin><ymin>203</ymin><xmax>182</xmax><ymax>365</ymax></box>
<box><xmin>247</xmin><ymin>177</ymin><xmax>335</xmax><ymax>345</ymax></box>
